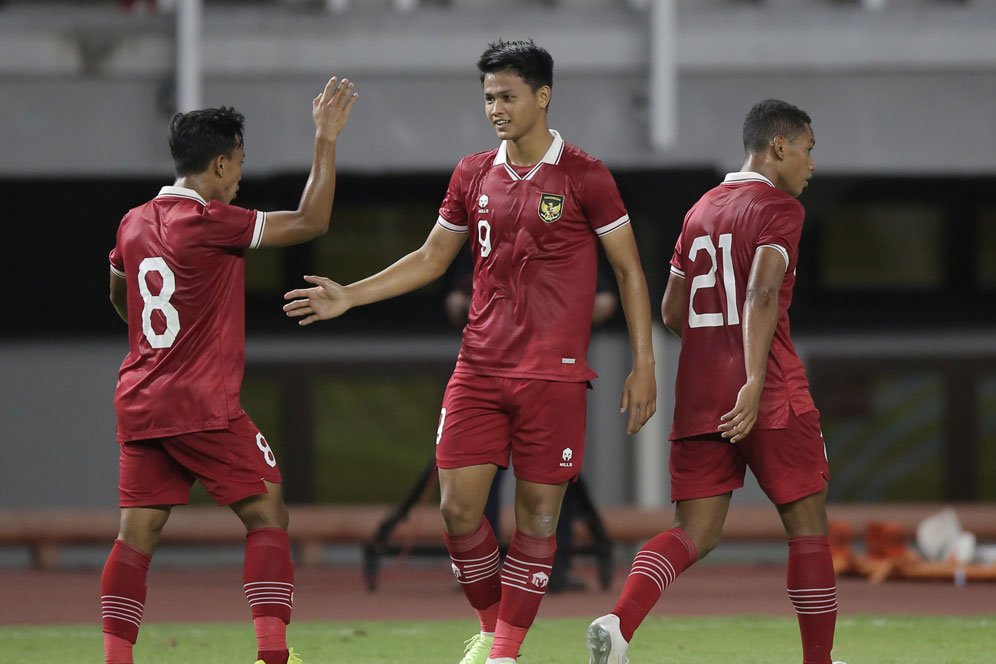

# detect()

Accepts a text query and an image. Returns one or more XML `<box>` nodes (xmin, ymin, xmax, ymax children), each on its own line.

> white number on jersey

<box><xmin>477</xmin><ymin>220</ymin><xmax>492</xmax><ymax>258</ymax></box>
<box><xmin>436</xmin><ymin>408</ymin><xmax>447</xmax><ymax>446</ymax></box>
<box><xmin>687</xmin><ymin>233</ymin><xmax>739</xmax><ymax>328</ymax></box>
<box><xmin>256</xmin><ymin>433</ymin><xmax>277</xmax><ymax>468</ymax></box>
<box><xmin>137</xmin><ymin>256</ymin><xmax>181</xmax><ymax>348</ymax></box>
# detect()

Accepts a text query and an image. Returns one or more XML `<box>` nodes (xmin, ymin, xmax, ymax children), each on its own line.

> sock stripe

<box><xmin>504</xmin><ymin>555</ymin><xmax>553</xmax><ymax>571</ymax></box>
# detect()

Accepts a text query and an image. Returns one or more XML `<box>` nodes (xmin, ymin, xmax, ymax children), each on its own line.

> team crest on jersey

<box><xmin>537</xmin><ymin>193</ymin><xmax>564</xmax><ymax>223</ymax></box>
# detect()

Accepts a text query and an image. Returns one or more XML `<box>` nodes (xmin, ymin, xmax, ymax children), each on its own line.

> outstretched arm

<box><xmin>600</xmin><ymin>225</ymin><xmax>657</xmax><ymax>435</ymax></box>
<box><xmin>719</xmin><ymin>246</ymin><xmax>785</xmax><ymax>443</ymax></box>
<box><xmin>283</xmin><ymin>224</ymin><xmax>467</xmax><ymax>325</ymax></box>
<box><xmin>109</xmin><ymin>272</ymin><xmax>127</xmax><ymax>323</ymax></box>
<box><xmin>259</xmin><ymin>76</ymin><xmax>358</xmax><ymax>248</ymax></box>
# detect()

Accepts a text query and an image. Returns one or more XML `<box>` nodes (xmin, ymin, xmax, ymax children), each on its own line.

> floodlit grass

<box><xmin>3</xmin><ymin>615</ymin><xmax>994</xmax><ymax>663</ymax></box>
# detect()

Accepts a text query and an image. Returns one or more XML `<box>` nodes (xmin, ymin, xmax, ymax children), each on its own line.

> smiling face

<box><xmin>482</xmin><ymin>69</ymin><xmax>550</xmax><ymax>143</ymax></box>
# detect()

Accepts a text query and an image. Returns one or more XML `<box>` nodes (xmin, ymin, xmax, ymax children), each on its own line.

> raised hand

<box><xmin>313</xmin><ymin>76</ymin><xmax>358</xmax><ymax>141</ymax></box>
<box><xmin>283</xmin><ymin>275</ymin><xmax>351</xmax><ymax>326</ymax></box>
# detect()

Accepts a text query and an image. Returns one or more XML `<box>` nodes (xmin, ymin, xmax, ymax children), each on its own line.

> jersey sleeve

<box><xmin>202</xmin><ymin>201</ymin><xmax>266</xmax><ymax>250</ymax></box>
<box><xmin>437</xmin><ymin>158</ymin><xmax>469</xmax><ymax>233</ymax></box>
<box><xmin>581</xmin><ymin>160</ymin><xmax>631</xmax><ymax>237</ymax></box>
<box><xmin>669</xmin><ymin>210</ymin><xmax>693</xmax><ymax>278</ymax></box>
<box><xmin>108</xmin><ymin>245</ymin><xmax>125</xmax><ymax>278</ymax></box>
<box><xmin>755</xmin><ymin>198</ymin><xmax>805</xmax><ymax>271</ymax></box>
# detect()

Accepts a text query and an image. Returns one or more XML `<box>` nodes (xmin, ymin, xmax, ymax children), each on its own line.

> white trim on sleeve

<box><xmin>109</xmin><ymin>264</ymin><xmax>126</xmax><ymax>278</ymax></box>
<box><xmin>670</xmin><ymin>265</ymin><xmax>685</xmax><ymax>278</ymax></box>
<box><xmin>250</xmin><ymin>211</ymin><xmax>266</xmax><ymax>249</ymax></box>
<box><xmin>594</xmin><ymin>214</ymin><xmax>631</xmax><ymax>236</ymax></box>
<box><xmin>758</xmin><ymin>243</ymin><xmax>789</xmax><ymax>268</ymax></box>
<box><xmin>436</xmin><ymin>215</ymin><xmax>468</xmax><ymax>234</ymax></box>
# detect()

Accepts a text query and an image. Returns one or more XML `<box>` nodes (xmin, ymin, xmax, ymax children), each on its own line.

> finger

<box><xmin>320</xmin><ymin>76</ymin><xmax>338</xmax><ymax>103</ymax></box>
<box><xmin>282</xmin><ymin>299</ymin><xmax>307</xmax><ymax>312</ymax></box>
<box><xmin>303</xmin><ymin>274</ymin><xmax>329</xmax><ymax>286</ymax></box>
<box><xmin>627</xmin><ymin>405</ymin><xmax>640</xmax><ymax>435</ymax></box>
<box><xmin>334</xmin><ymin>79</ymin><xmax>353</xmax><ymax>106</ymax></box>
<box><xmin>343</xmin><ymin>88</ymin><xmax>359</xmax><ymax>112</ymax></box>
<box><xmin>285</xmin><ymin>305</ymin><xmax>314</xmax><ymax>318</ymax></box>
<box><xmin>284</xmin><ymin>288</ymin><xmax>314</xmax><ymax>300</ymax></box>
<box><xmin>619</xmin><ymin>389</ymin><xmax>629</xmax><ymax>415</ymax></box>
<box><xmin>299</xmin><ymin>315</ymin><xmax>318</xmax><ymax>326</ymax></box>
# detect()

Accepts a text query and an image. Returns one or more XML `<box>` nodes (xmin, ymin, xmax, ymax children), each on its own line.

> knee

<box><xmin>239</xmin><ymin>498</ymin><xmax>289</xmax><ymax>532</ymax></box>
<box><xmin>440</xmin><ymin>496</ymin><xmax>483</xmax><ymax>535</ymax></box>
<box><xmin>673</xmin><ymin>522</ymin><xmax>723</xmax><ymax>561</ymax></box>
<box><xmin>515</xmin><ymin>508</ymin><xmax>559</xmax><ymax>538</ymax></box>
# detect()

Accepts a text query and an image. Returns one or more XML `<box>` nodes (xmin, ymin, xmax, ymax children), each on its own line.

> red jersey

<box><xmin>669</xmin><ymin>172</ymin><xmax>816</xmax><ymax>439</ymax></box>
<box><xmin>108</xmin><ymin>186</ymin><xmax>266</xmax><ymax>442</ymax></box>
<box><xmin>437</xmin><ymin>130</ymin><xmax>631</xmax><ymax>382</ymax></box>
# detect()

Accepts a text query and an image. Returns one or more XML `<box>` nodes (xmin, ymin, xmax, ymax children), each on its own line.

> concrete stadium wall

<box><xmin>1</xmin><ymin>3</ymin><xmax>995</xmax><ymax>175</ymax></box>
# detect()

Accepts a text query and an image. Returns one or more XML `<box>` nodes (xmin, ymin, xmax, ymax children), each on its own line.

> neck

<box><xmin>741</xmin><ymin>155</ymin><xmax>781</xmax><ymax>191</ymax></box>
<box><xmin>174</xmin><ymin>175</ymin><xmax>216</xmax><ymax>203</ymax></box>
<box><xmin>506</xmin><ymin>122</ymin><xmax>553</xmax><ymax>167</ymax></box>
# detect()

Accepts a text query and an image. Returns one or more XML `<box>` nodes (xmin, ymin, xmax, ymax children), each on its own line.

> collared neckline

<box><xmin>723</xmin><ymin>171</ymin><xmax>775</xmax><ymax>187</ymax></box>
<box><xmin>493</xmin><ymin>129</ymin><xmax>565</xmax><ymax>181</ymax></box>
<box><xmin>157</xmin><ymin>185</ymin><xmax>208</xmax><ymax>205</ymax></box>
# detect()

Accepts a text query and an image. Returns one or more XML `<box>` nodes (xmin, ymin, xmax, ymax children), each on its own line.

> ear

<box><xmin>771</xmin><ymin>135</ymin><xmax>787</xmax><ymax>160</ymax></box>
<box><xmin>213</xmin><ymin>154</ymin><xmax>227</xmax><ymax>178</ymax></box>
<box><xmin>537</xmin><ymin>85</ymin><xmax>552</xmax><ymax>110</ymax></box>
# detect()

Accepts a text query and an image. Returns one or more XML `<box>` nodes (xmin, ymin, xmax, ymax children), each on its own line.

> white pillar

<box><xmin>176</xmin><ymin>0</ymin><xmax>203</xmax><ymax>112</ymax></box>
<box><xmin>649</xmin><ymin>0</ymin><xmax>677</xmax><ymax>150</ymax></box>
<box><xmin>633</xmin><ymin>324</ymin><xmax>678</xmax><ymax>508</ymax></box>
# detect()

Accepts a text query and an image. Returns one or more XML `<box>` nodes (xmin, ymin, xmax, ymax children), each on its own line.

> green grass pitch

<box><xmin>3</xmin><ymin>615</ymin><xmax>994</xmax><ymax>663</ymax></box>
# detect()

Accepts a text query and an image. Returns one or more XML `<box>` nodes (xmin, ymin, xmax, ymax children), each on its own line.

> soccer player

<box><xmin>102</xmin><ymin>77</ymin><xmax>357</xmax><ymax>664</ymax></box>
<box><xmin>588</xmin><ymin>99</ymin><xmax>844</xmax><ymax>664</ymax></box>
<box><xmin>283</xmin><ymin>40</ymin><xmax>656</xmax><ymax>664</ymax></box>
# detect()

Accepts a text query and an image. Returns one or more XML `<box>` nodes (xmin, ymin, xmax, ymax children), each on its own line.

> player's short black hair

<box><xmin>168</xmin><ymin>106</ymin><xmax>245</xmax><ymax>176</ymax></box>
<box><xmin>742</xmin><ymin>99</ymin><xmax>812</xmax><ymax>154</ymax></box>
<box><xmin>477</xmin><ymin>39</ymin><xmax>554</xmax><ymax>91</ymax></box>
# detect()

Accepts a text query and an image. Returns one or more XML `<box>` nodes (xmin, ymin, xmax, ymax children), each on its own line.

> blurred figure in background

<box><xmin>102</xmin><ymin>77</ymin><xmax>356</xmax><ymax>664</ymax></box>
<box><xmin>588</xmin><ymin>100</ymin><xmax>842</xmax><ymax>664</ymax></box>
<box><xmin>284</xmin><ymin>39</ymin><xmax>655</xmax><ymax>664</ymax></box>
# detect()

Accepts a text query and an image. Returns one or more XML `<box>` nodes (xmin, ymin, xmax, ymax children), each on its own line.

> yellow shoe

<box><xmin>459</xmin><ymin>633</ymin><xmax>494</xmax><ymax>664</ymax></box>
<box><xmin>254</xmin><ymin>648</ymin><xmax>302</xmax><ymax>664</ymax></box>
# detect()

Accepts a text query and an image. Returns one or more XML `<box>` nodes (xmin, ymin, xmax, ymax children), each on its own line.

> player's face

<box><xmin>219</xmin><ymin>146</ymin><xmax>245</xmax><ymax>204</ymax></box>
<box><xmin>482</xmin><ymin>70</ymin><xmax>548</xmax><ymax>142</ymax></box>
<box><xmin>781</xmin><ymin>126</ymin><xmax>815</xmax><ymax>197</ymax></box>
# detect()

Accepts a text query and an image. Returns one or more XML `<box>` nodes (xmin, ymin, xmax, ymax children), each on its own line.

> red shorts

<box><xmin>669</xmin><ymin>408</ymin><xmax>829</xmax><ymax>505</ymax></box>
<box><xmin>435</xmin><ymin>372</ymin><xmax>587</xmax><ymax>484</ymax></box>
<box><xmin>118</xmin><ymin>411</ymin><xmax>282</xmax><ymax>508</ymax></box>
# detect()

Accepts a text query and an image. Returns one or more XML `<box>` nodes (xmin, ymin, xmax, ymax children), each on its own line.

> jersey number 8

<box><xmin>137</xmin><ymin>256</ymin><xmax>181</xmax><ymax>349</ymax></box>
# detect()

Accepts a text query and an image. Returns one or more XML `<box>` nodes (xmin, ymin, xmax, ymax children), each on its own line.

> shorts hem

<box><xmin>671</xmin><ymin>479</ymin><xmax>743</xmax><ymax>503</ymax></box>
<box><xmin>767</xmin><ymin>474</ymin><xmax>829</xmax><ymax>506</ymax></box>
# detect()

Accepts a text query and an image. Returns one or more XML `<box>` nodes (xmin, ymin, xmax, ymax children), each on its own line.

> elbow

<box><xmin>662</xmin><ymin>311</ymin><xmax>682</xmax><ymax>336</ymax></box>
<box><xmin>745</xmin><ymin>286</ymin><xmax>778</xmax><ymax>308</ymax></box>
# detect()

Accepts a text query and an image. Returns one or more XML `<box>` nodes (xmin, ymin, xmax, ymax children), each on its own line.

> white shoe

<box><xmin>485</xmin><ymin>659</ymin><xmax>516</xmax><ymax>663</ymax></box>
<box><xmin>587</xmin><ymin>614</ymin><xmax>629</xmax><ymax>664</ymax></box>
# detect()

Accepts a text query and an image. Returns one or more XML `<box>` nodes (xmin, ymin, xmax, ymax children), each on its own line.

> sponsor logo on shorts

<box><xmin>560</xmin><ymin>447</ymin><xmax>574</xmax><ymax>468</ymax></box>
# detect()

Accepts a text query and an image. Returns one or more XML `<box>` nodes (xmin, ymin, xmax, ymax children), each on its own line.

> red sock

<box><xmin>244</xmin><ymin>528</ymin><xmax>294</xmax><ymax>663</ymax></box>
<box><xmin>103</xmin><ymin>633</ymin><xmax>134</xmax><ymax>664</ymax></box>
<box><xmin>612</xmin><ymin>527</ymin><xmax>698</xmax><ymax>643</ymax></box>
<box><xmin>491</xmin><ymin>530</ymin><xmax>556</xmax><ymax>659</ymax></box>
<box><xmin>787</xmin><ymin>536</ymin><xmax>837</xmax><ymax>664</ymax></box>
<box><xmin>101</xmin><ymin>539</ymin><xmax>151</xmax><ymax>663</ymax></box>
<box><xmin>444</xmin><ymin>518</ymin><xmax>502</xmax><ymax>633</ymax></box>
